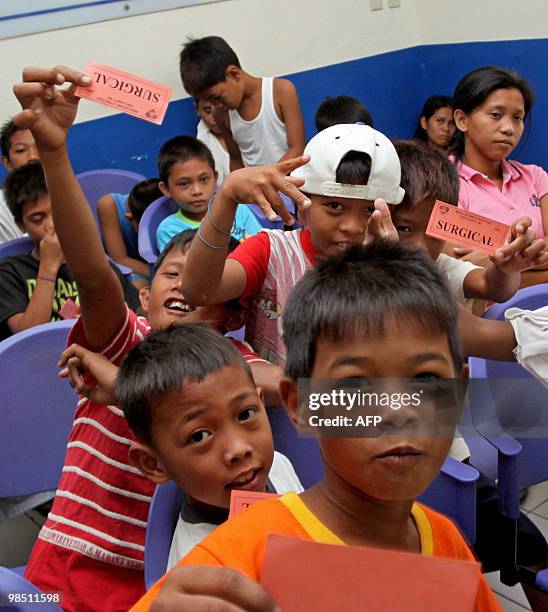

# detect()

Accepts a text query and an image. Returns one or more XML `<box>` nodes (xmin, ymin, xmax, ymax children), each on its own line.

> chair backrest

<box><xmin>138</xmin><ymin>196</ymin><xmax>179</xmax><ymax>264</ymax></box>
<box><xmin>0</xmin><ymin>566</ymin><xmax>62</xmax><ymax>612</ymax></box>
<box><xmin>145</xmin><ymin>481</ymin><xmax>184</xmax><ymax>589</ymax></box>
<box><xmin>466</xmin><ymin>284</ymin><xmax>548</xmax><ymax>491</ymax></box>
<box><xmin>0</xmin><ymin>320</ymin><xmax>76</xmax><ymax>497</ymax></box>
<box><xmin>0</xmin><ymin>237</ymin><xmax>34</xmax><ymax>260</ymax></box>
<box><xmin>76</xmin><ymin>169</ymin><xmax>146</xmax><ymax>225</ymax></box>
<box><xmin>246</xmin><ymin>193</ymin><xmax>296</xmax><ymax>229</ymax></box>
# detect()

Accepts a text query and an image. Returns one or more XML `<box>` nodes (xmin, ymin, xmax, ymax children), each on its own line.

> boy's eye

<box><xmin>365</xmin><ymin>205</ymin><xmax>375</xmax><ymax>215</ymax></box>
<box><xmin>414</xmin><ymin>372</ymin><xmax>441</xmax><ymax>380</ymax></box>
<box><xmin>396</xmin><ymin>225</ymin><xmax>412</xmax><ymax>234</ymax></box>
<box><xmin>163</xmin><ymin>270</ymin><xmax>179</xmax><ymax>277</ymax></box>
<box><xmin>188</xmin><ymin>430</ymin><xmax>211</xmax><ymax>444</ymax></box>
<box><xmin>177</xmin><ymin>182</ymin><xmax>190</xmax><ymax>189</ymax></box>
<box><xmin>490</xmin><ymin>112</ymin><xmax>501</xmax><ymax>119</ymax></box>
<box><xmin>238</xmin><ymin>407</ymin><xmax>258</xmax><ymax>422</ymax></box>
<box><xmin>326</xmin><ymin>201</ymin><xmax>343</xmax><ymax>211</ymax></box>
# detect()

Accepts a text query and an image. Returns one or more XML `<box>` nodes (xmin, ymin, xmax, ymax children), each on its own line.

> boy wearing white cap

<box><xmin>182</xmin><ymin>124</ymin><xmax>404</xmax><ymax>365</ymax></box>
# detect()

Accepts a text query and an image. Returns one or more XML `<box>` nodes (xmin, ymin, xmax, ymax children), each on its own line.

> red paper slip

<box><xmin>426</xmin><ymin>200</ymin><xmax>509</xmax><ymax>256</ymax></box>
<box><xmin>75</xmin><ymin>62</ymin><xmax>172</xmax><ymax>125</ymax></box>
<box><xmin>59</xmin><ymin>298</ymin><xmax>80</xmax><ymax>320</ymax></box>
<box><xmin>261</xmin><ymin>534</ymin><xmax>482</xmax><ymax>612</ymax></box>
<box><xmin>228</xmin><ymin>490</ymin><xmax>279</xmax><ymax>518</ymax></box>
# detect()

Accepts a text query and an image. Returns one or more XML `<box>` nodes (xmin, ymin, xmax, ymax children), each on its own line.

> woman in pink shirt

<box><xmin>450</xmin><ymin>67</ymin><xmax>548</xmax><ymax>249</ymax></box>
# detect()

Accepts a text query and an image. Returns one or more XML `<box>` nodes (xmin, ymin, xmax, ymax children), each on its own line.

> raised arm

<box><xmin>13</xmin><ymin>66</ymin><xmax>127</xmax><ymax>348</ymax></box>
<box><xmin>458</xmin><ymin>306</ymin><xmax>517</xmax><ymax>361</ymax></box>
<box><xmin>181</xmin><ymin>157</ymin><xmax>310</xmax><ymax>305</ymax></box>
<box><xmin>275</xmin><ymin>79</ymin><xmax>305</xmax><ymax>163</ymax></box>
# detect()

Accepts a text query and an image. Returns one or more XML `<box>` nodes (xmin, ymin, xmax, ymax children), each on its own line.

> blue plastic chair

<box><xmin>0</xmin><ymin>566</ymin><xmax>62</xmax><ymax>612</ymax></box>
<box><xmin>0</xmin><ymin>320</ymin><xmax>76</xmax><ymax>498</ymax></box>
<box><xmin>465</xmin><ymin>284</ymin><xmax>548</xmax><ymax>591</ymax></box>
<box><xmin>76</xmin><ymin>168</ymin><xmax>146</xmax><ymax>226</ymax></box>
<box><xmin>138</xmin><ymin>196</ymin><xmax>178</xmax><ymax>265</ymax></box>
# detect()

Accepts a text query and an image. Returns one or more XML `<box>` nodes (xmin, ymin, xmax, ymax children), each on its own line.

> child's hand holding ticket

<box><xmin>426</xmin><ymin>201</ymin><xmax>548</xmax><ymax>272</ymax></box>
<box><xmin>75</xmin><ymin>62</ymin><xmax>172</xmax><ymax>125</ymax></box>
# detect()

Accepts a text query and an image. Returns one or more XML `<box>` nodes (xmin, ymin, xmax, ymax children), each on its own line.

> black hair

<box><xmin>449</xmin><ymin>66</ymin><xmax>535</xmax><ymax>160</ymax></box>
<box><xmin>2</xmin><ymin>160</ymin><xmax>47</xmax><ymax>224</ymax></box>
<box><xmin>413</xmin><ymin>95</ymin><xmax>453</xmax><ymax>142</ymax></box>
<box><xmin>394</xmin><ymin>140</ymin><xmax>459</xmax><ymax>208</ymax></box>
<box><xmin>335</xmin><ymin>151</ymin><xmax>372</xmax><ymax>185</ymax></box>
<box><xmin>315</xmin><ymin>95</ymin><xmax>374</xmax><ymax>132</ymax></box>
<box><xmin>127</xmin><ymin>178</ymin><xmax>162</xmax><ymax>222</ymax></box>
<box><xmin>150</xmin><ymin>229</ymin><xmax>240</xmax><ymax>281</ymax></box>
<box><xmin>118</xmin><ymin>323</ymin><xmax>253</xmax><ymax>446</ymax></box>
<box><xmin>0</xmin><ymin>120</ymin><xmax>19</xmax><ymax>159</ymax></box>
<box><xmin>283</xmin><ymin>241</ymin><xmax>463</xmax><ymax>380</ymax></box>
<box><xmin>179</xmin><ymin>36</ymin><xmax>241</xmax><ymax>96</ymax></box>
<box><xmin>157</xmin><ymin>135</ymin><xmax>215</xmax><ymax>184</ymax></box>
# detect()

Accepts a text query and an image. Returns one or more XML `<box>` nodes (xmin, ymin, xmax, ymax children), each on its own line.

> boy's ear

<box><xmin>158</xmin><ymin>181</ymin><xmax>171</xmax><ymax>198</ymax></box>
<box><xmin>139</xmin><ymin>286</ymin><xmax>151</xmax><ymax>315</ymax></box>
<box><xmin>1</xmin><ymin>155</ymin><xmax>12</xmax><ymax>171</ymax></box>
<box><xmin>278</xmin><ymin>377</ymin><xmax>299</xmax><ymax>427</ymax></box>
<box><xmin>453</xmin><ymin>109</ymin><xmax>467</xmax><ymax>133</ymax></box>
<box><xmin>420</xmin><ymin>116</ymin><xmax>428</xmax><ymax>131</ymax></box>
<box><xmin>128</xmin><ymin>443</ymin><xmax>170</xmax><ymax>484</ymax></box>
<box><xmin>226</xmin><ymin>65</ymin><xmax>241</xmax><ymax>81</ymax></box>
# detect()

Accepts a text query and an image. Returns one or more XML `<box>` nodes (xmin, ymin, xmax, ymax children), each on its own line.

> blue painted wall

<box><xmin>2</xmin><ymin>38</ymin><xmax>546</xmax><ymax>181</ymax></box>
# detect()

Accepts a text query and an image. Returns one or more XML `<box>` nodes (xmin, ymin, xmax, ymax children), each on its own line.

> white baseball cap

<box><xmin>291</xmin><ymin>124</ymin><xmax>405</xmax><ymax>204</ymax></box>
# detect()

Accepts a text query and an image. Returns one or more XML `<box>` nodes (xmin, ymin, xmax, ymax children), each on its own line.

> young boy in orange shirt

<box><xmin>131</xmin><ymin>240</ymin><xmax>501</xmax><ymax>611</ymax></box>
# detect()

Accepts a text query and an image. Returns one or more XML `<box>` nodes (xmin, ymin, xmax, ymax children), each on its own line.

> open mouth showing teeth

<box><xmin>164</xmin><ymin>299</ymin><xmax>194</xmax><ymax>313</ymax></box>
<box><xmin>226</xmin><ymin>468</ymin><xmax>259</xmax><ymax>489</ymax></box>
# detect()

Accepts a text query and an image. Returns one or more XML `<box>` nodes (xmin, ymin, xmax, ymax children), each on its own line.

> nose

<box><xmin>27</xmin><ymin>145</ymin><xmax>39</xmax><ymax>163</ymax></box>
<box><xmin>339</xmin><ymin>213</ymin><xmax>366</xmax><ymax>238</ymax></box>
<box><xmin>190</xmin><ymin>182</ymin><xmax>203</xmax><ymax>196</ymax></box>
<box><xmin>222</xmin><ymin>432</ymin><xmax>253</xmax><ymax>466</ymax></box>
<box><xmin>499</xmin><ymin>116</ymin><xmax>515</xmax><ymax>135</ymax></box>
<box><xmin>378</xmin><ymin>403</ymin><xmax>420</xmax><ymax>433</ymax></box>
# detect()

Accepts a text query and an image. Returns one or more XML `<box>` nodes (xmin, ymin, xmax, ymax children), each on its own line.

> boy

<box><xmin>97</xmin><ymin>178</ymin><xmax>162</xmax><ymax>288</ymax></box>
<box><xmin>117</xmin><ymin>323</ymin><xmax>302</xmax><ymax>566</ymax></box>
<box><xmin>195</xmin><ymin>97</ymin><xmax>230</xmax><ymax>187</ymax></box>
<box><xmin>391</xmin><ymin>140</ymin><xmax>548</xmax><ymax>304</ymax></box>
<box><xmin>131</xmin><ymin>241</ymin><xmax>501</xmax><ymax>611</ymax></box>
<box><xmin>12</xmin><ymin>65</ymin><xmax>292</xmax><ymax>610</ymax></box>
<box><xmin>315</xmin><ymin>94</ymin><xmax>374</xmax><ymax>132</ymax></box>
<box><xmin>0</xmin><ymin>160</ymin><xmax>139</xmax><ymax>340</ymax></box>
<box><xmin>179</xmin><ymin>36</ymin><xmax>305</xmax><ymax>170</ymax></box>
<box><xmin>155</xmin><ymin>135</ymin><xmax>261</xmax><ymax>252</ymax></box>
<box><xmin>0</xmin><ymin>119</ymin><xmax>38</xmax><ymax>243</ymax></box>
<box><xmin>182</xmin><ymin>122</ymin><xmax>541</xmax><ymax>364</ymax></box>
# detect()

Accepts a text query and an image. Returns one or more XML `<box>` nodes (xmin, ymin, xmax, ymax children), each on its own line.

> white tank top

<box><xmin>228</xmin><ymin>77</ymin><xmax>288</xmax><ymax>167</ymax></box>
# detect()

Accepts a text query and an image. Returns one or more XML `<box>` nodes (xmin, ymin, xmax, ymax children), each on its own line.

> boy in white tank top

<box><xmin>180</xmin><ymin>36</ymin><xmax>305</xmax><ymax>170</ymax></box>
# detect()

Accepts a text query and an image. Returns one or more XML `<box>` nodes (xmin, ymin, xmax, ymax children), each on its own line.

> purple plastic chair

<box><xmin>0</xmin><ymin>320</ymin><xmax>76</xmax><ymax>498</ymax></box>
<box><xmin>0</xmin><ymin>237</ymin><xmax>34</xmax><ymax>260</ymax></box>
<box><xmin>245</xmin><ymin>193</ymin><xmax>297</xmax><ymax>229</ymax></box>
<box><xmin>0</xmin><ymin>566</ymin><xmax>62</xmax><ymax>611</ymax></box>
<box><xmin>76</xmin><ymin>169</ymin><xmax>146</xmax><ymax>226</ymax></box>
<box><xmin>138</xmin><ymin>196</ymin><xmax>178</xmax><ymax>265</ymax></box>
<box><xmin>0</xmin><ymin>234</ymin><xmax>132</xmax><ymax>280</ymax></box>
<box><xmin>465</xmin><ymin>284</ymin><xmax>548</xmax><ymax>591</ymax></box>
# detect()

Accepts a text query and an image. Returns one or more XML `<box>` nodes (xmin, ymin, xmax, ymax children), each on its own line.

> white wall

<box><xmin>0</xmin><ymin>0</ymin><xmax>418</xmax><ymax>123</ymax></box>
<box><xmin>415</xmin><ymin>0</ymin><xmax>548</xmax><ymax>45</ymax></box>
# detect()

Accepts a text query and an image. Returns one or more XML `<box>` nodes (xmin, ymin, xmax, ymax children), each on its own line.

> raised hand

<box><xmin>219</xmin><ymin>155</ymin><xmax>311</xmax><ymax>226</ymax></box>
<box><xmin>58</xmin><ymin>343</ymin><xmax>119</xmax><ymax>405</ymax></box>
<box><xmin>12</xmin><ymin>65</ymin><xmax>92</xmax><ymax>153</ymax></box>
<box><xmin>364</xmin><ymin>198</ymin><xmax>398</xmax><ymax>243</ymax></box>
<box><xmin>39</xmin><ymin>226</ymin><xmax>65</xmax><ymax>274</ymax></box>
<box><xmin>492</xmin><ymin>216</ymin><xmax>548</xmax><ymax>273</ymax></box>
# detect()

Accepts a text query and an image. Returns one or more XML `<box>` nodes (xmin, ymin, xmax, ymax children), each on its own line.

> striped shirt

<box><xmin>25</xmin><ymin>307</ymin><xmax>267</xmax><ymax>611</ymax></box>
<box><xmin>228</xmin><ymin>228</ymin><xmax>318</xmax><ymax>366</ymax></box>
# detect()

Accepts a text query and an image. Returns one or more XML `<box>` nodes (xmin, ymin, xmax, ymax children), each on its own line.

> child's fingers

<box><xmin>263</xmin><ymin>185</ymin><xmax>294</xmax><ymax>226</ymax></box>
<box><xmin>509</xmin><ymin>216</ymin><xmax>532</xmax><ymax>238</ymax></box>
<box><xmin>254</xmin><ymin>193</ymin><xmax>278</xmax><ymax>222</ymax></box>
<box><xmin>275</xmin><ymin>154</ymin><xmax>310</xmax><ymax>175</ymax></box>
<box><xmin>519</xmin><ymin>239</ymin><xmax>546</xmax><ymax>262</ymax></box>
<box><xmin>497</xmin><ymin>228</ymin><xmax>536</xmax><ymax>261</ymax></box>
<box><xmin>11</xmin><ymin>109</ymin><xmax>41</xmax><ymax>130</ymax></box>
<box><xmin>22</xmin><ymin>65</ymin><xmax>91</xmax><ymax>87</ymax></box>
<box><xmin>453</xmin><ymin>247</ymin><xmax>473</xmax><ymax>257</ymax></box>
<box><xmin>279</xmin><ymin>176</ymin><xmax>310</xmax><ymax>211</ymax></box>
